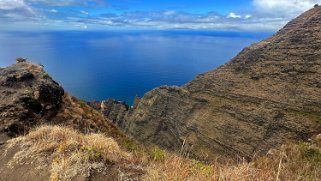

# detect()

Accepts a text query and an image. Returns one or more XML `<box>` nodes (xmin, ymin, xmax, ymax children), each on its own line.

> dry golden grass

<box><xmin>52</xmin><ymin>93</ymin><xmax>127</xmax><ymax>142</ymax></box>
<box><xmin>143</xmin><ymin>137</ymin><xmax>321</xmax><ymax>181</ymax></box>
<box><xmin>5</xmin><ymin>125</ymin><xmax>132</xmax><ymax>181</ymax></box>
<box><xmin>4</xmin><ymin>125</ymin><xmax>321</xmax><ymax>181</ymax></box>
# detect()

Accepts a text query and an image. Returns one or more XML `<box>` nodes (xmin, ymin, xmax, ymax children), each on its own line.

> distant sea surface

<box><xmin>0</xmin><ymin>31</ymin><xmax>271</xmax><ymax>104</ymax></box>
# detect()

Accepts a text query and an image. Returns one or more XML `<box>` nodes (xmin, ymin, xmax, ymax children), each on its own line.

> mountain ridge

<box><xmin>100</xmin><ymin>6</ymin><xmax>321</xmax><ymax>160</ymax></box>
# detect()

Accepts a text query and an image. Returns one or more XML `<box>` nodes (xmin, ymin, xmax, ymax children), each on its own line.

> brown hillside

<box><xmin>101</xmin><ymin>6</ymin><xmax>321</xmax><ymax>160</ymax></box>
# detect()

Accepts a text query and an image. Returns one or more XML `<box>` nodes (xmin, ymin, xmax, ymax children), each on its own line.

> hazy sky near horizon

<box><xmin>0</xmin><ymin>0</ymin><xmax>320</xmax><ymax>31</ymax></box>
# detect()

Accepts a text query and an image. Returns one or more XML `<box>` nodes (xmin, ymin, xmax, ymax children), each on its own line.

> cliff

<box><xmin>101</xmin><ymin>6</ymin><xmax>321</xmax><ymax>160</ymax></box>
<box><xmin>0</xmin><ymin>61</ymin><xmax>146</xmax><ymax>180</ymax></box>
<box><xmin>0</xmin><ymin>61</ymin><xmax>130</xmax><ymax>147</ymax></box>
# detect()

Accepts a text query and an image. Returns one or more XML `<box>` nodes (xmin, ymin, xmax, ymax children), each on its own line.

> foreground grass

<box><xmin>5</xmin><ymin>126</ymin><xmax>133</xmax><ymax>181</ymax></box>
<box><xmin>4</xmin><ymin>126</ymin><xmax>321</xmax><ymax>181</ymax></box>
<box><xmin>144</xmin><ymin>142</ymin><xmax>321</xmax><ymax>181</ymax></box>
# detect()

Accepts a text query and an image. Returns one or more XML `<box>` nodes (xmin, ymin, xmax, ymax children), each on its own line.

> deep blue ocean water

<box><xmin>0</xmin><ymin>31</ymin><xmax>271</xmax><ymax>104</ymax></box>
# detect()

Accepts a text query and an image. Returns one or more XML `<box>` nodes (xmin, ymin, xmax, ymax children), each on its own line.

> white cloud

<box><xmin>27</xmin><ymin>0</ymin><xmax>107</xmax><ymax>6</ymax></box>
<box><xmin>28</xmin><ymin>0</ymin><xmax>79</xmax><ymax>6</ymax></box>
<box><xmin>50</xmin><ymin>9</ymin><xmax>58</xmax><ymax>13</ymax></box>
<box><xmin>80</xmin><ymin>10</ymin><xmax>89</xmax><ymax>15</ymax></box>
<box><xmin>0</xmin><ymin>8</ymin><xmax>290</xmax><ymax>32</ymax></box>
<box><xmin>163</xmin><ymin>10</ymin><xmax>176</xmax><ymax>16</ymax></box>
<box><xmin>253</xmin><ymin>0</ymin><xmax>321</xmax><ymax>16</ymax></box>
<box><xmin>73</xmin><ymin>11</ymin><xmax>287</xmax><ymax>32</ymax></box>
<box><xmin>0</xmin><ymin>0</ymin><xmax>36</xmax><ymax>20</ymax></box>
<box><xmin>0</xmin><ymin>0</ymin><xmax>29</xmax><ymax>10</ymax></box>
<box><xmin>227</xmin><ymin>12</ymin><xmax>242</xmax><ymax>18</ymax></box>
<box><xmin>245</xmin><ymin>14</ymin><xmax>252</xmax><ymax>19</ymax></box>
<box><xmin>0</xmin><ymin>0</ymin><xmax>320</xmax><ymax>31</ymax></box>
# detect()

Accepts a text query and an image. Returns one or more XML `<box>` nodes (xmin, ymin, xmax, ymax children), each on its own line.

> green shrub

<box><xmin>149</xmin><ymin>146</ymin><xmax>166</xmax><ymax>161</ymax></box>
<box><xmin>299</xmin><ymin>143</ymin><xmax>321</xmax><ymax>162</ymax></box>
<box><xmin>79</xmin><ymin>101</ymin><xmax>87</xmax><ymax>108</ymax></box>
<box><xmin>192</xmin><ymin>160</ymin><xmax>214</xmax><ymax>176</ymax></box>
<box><xmin>81</xmin><ymin>146</ymin><xmax>103</xmax><ymax>161</ymax></box>
<box><xmin>122</xmin><ymin>139</ymin><xmax>138</xmax><ymax>151</ymax></box>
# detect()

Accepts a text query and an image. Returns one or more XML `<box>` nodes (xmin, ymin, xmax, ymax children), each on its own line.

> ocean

<box><xmin>0</xmin><ymin>31</ymin><xmax>270</xmax><ymax>104</ymax></box>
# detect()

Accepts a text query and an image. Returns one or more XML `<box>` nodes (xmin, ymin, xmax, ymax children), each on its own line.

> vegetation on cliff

<box><xmin>1</xmin><ymin>125</ymin><xmax>320</xmax><ymax>181</ymax></box>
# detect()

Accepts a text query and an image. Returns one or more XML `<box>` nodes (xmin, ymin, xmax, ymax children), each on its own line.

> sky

<box><xmin>0</xmin><ymin>0</ymin><xmax>321</xmax><ymax>31</ymax></box>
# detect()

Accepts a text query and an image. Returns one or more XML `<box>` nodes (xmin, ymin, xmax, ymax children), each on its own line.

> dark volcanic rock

<box><xmin>103</xmin><ymin>7</ymin><xmax>321</xmax><ymax>160</ymax></box>
<box><xmin>101</xmin><ymin>99</ymin><xmax>129</xmax><ymax>128</ymax></box>
<box><xmin>0</xmin><ymin>62</ymin><xmax>64</xmax><ymax>137</ymax></box>
<box><xmin>0</xmin><ymin>61</ymin><xmax>128</xmax><ymax>144</ymax></box>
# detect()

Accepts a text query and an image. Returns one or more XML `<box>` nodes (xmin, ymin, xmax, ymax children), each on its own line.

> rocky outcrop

<box><xmin>122</xmin><ymin>86</ymin><xmax>206</xmax><ymax>150</ymax></box>
<box><xmin>0</xmin><ymin>61</ymin><xmax>126</xmax><ymax>143</ymax></box>
<box><xmin>133</xmin><ymin>96</ymin><xmax>141</xmax><ymax>109</ymax></box>
<box><xmin>0</xmin><ymin>62</ymin><xmax>64</xmax><ymax>137</ymax></box>
<box><xmin>101</xmin><ymin>99</ymin><xmax>129</xmax><ymax>128</ymax></box>
<box><xmin>0</xmin><ymin>62</ymin><xmax>142</xmax><ymax>181</ymax></box>
<box><xmin>103</xmin><ymin>7</ymin><xmax>321</xmax><ymax>160</ymax></box>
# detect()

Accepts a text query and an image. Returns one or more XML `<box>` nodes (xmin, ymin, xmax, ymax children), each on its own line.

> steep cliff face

<box><xmin>0</xmin><ymin>61</ymin><xmax>126</xmax><ymax>144</ymax></box>
<box><xmin>0</xmin><ymin>62</ymin><xmax>64</xmax><ymax>138</ymax></box>
<box><xmin>102</xmin><ymin>7</ymin><xmax>321</xmax><ymax>160</ymax></box>
<box><xmin>101</xmin><ymin>99</ymin><xmax>129</xmax><ymax>128</ymax></box>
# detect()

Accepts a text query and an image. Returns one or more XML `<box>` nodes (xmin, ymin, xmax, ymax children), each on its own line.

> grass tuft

<box><xmin>143</xmin><ymin>138</ymin><xmax>321</xmax><ymax>181</ymax></box>
<box><xmin>149</xmin><ymin>146</ymin><xmax>166</xmax><ymax>162</ymax></box>
<box><xmin>5</xmin><ymin>125</ymin><xmax>132</xmax><ymax>181</ymax></box>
